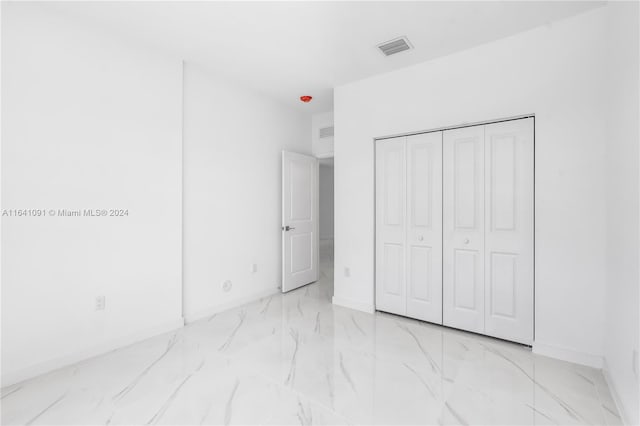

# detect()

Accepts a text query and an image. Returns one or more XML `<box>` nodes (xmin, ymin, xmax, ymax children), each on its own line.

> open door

<box><xmin>282</xmin><ymin>151</ymin><xmax>319</xmax><ymax>292</ymax></box>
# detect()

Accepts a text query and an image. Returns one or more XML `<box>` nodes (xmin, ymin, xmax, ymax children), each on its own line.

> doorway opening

<box><xmin>319</xmin><ymin>158</ymin><xmax>334</xmax><ymax>296</ymax></box>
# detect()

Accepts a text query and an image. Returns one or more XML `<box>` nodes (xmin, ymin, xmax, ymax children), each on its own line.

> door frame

<box><xmin>373</xmin><ymin>113</ymin><xmax>536</xmax><ymax>344</ymax></box>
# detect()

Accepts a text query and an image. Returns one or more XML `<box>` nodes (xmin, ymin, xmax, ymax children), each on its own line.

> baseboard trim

<box><xmin>532</xmin><ymin>341</ymin><xmax>603</xmax><ymax>368</ymax></box>
<box><xmin>1</xmin><ymin>318</ymin><xmax>185</xmax><ymax>388</ymax></box>
<box><xmin>602</xmin><ymin>358</ymin><xmax>633</xmax><ymax>425</ymax></box>
<box><xmin>332</xmin><ymin>296</ymin><xmax>374</xmax><ymax>313</ymax></box>
<box><xmin>184</xmin><ymin>287</ymin><xmax>280</xmax><ymax>323</ymax></box>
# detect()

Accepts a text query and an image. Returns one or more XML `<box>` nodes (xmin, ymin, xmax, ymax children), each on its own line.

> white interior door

<box><xmin>406</xmin><ymin>132</ymin><xmax>443</xmax><ymax>324</ymax></box>
<box><xmin>375</xmin><ymin>137</ymin><xmax>407</xmax><ymax>315</ymax></box>
<box><xmin>443</xmin><ymin>125</ymin><xmax>485</xmax><ymax>334</ymax></box>
<box><xmin>282</xmin><ymin>151</ymin><xmax>318</xmax><ymax>292</ymax></box>
<box><xmin>484</xmin><ymin>118</ymin><xmax>534</xmax><ymax>344</ymax></box>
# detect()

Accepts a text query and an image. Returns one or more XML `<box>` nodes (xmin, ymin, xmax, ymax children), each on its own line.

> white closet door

<box><xmin>484</xmin><ymin>118</ymin><xmax>534</xmax><ymax>344</ymax></box>
<box><xmin>443</xmin><ymin>126</ymin><xmax>485</xmax><ymax>334</ymax></box>
<box><xmin>375</xmin><ymin>137</ymin><xmax>407</xmax><ymax>316</ymax></box>
<box><xmin>406</xmin><ymin>132</ymin><xmax>443</xmax><ymax>324</ymax></box>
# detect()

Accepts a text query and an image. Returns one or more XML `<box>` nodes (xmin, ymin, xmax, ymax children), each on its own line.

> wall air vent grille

<box><xmin>319</xmin><ymin>126</ymin><xmax>334</xmax><ymax>139</ymax></box>
<box><xmin>377</xmin><ymin>36</ymin><xmax>413</xmax><ymax>56</ymax></box>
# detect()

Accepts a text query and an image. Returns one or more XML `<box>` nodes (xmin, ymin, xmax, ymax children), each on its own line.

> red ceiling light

<box><xmin>300</xmin><ymin>95</ymin><xmax>313</xmax><ymax>103</ymax></box>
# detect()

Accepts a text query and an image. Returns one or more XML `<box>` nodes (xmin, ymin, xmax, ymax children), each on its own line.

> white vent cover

<box><xmin>319</xmin><ymin>126</ymin><xmax>334</xmax><ymax>139</ymax></box>
<box><xmin>377</xmin><ymin>36</ymin><xmax>413</xmax><ymax>56</ymax></box>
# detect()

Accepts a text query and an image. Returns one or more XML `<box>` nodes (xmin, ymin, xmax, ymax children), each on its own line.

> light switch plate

<box><xmin>95</xmin><ymin>296</ymin><xmax>106</xmax><ymax>311</ymax></box>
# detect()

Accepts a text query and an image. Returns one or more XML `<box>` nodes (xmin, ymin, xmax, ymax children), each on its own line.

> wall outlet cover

<box><xmin>95</xmin><ymin>296</ymin><xmax>106</xmax><ymax>311</ymax></box>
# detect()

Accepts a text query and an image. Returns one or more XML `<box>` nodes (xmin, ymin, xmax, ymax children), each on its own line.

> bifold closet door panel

<box><xmin>406</xmin><ymin>132</ymin><xmax>443</xmax><ymax>324</ymax></box>
<box><xmin>443</xmin><ymin>126</ymin><xmax>485</xmax><ymax>334</ymax></box>
<box><xmin>484</xmin><ymin>118</ymin><xmax>534</xmax><ymax>344</ymax></box>
<box><xmin>375</xmin><ymin>137</ymin><xmax>407</xmax><ymax>316</ymax></box>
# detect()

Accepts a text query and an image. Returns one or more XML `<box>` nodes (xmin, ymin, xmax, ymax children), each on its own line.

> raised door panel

<box><xmin>484</xmin><ymin>118</ymin><xmax>534</xmax><ymax>344</ymax></box>
<box><xmin>375</xmin><ymin>137</ymin><xmax>407</xmax><ymax>315</ymax></box>
<box><xmin>453</xmin><ymin>249</ymin><xmax>480</xmax><ymax>310</ymax></box>
<box><xmin>290</xmin><ymin>160</ymin><xmax>313</xmax><ymax>221</ymax></box>
<box><xmin>406</xmin><ymin>132</ymin><xmax>443</xmax><ymax>324</ymax></box>
<box><xmin>443</xmin><ymin>126</ymin><xmax>485</xmax><ymax>333</ymax></box>
<box><xmin>383</xmin><ymin>243</ymin><xmax>404</xmax><ymax>296</ymax></box>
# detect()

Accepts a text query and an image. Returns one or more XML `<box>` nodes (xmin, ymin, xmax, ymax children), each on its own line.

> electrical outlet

<box><xmin>222</xmin><ymin>280</ymin><xmax>232</xmax><ymax>292</ymax></box>
<box><xmin>95</xmin><ymin>296</ymin><xmax>106</xmax><ymax>311</ymax></box>
<box><xmin>251</xmin><ymin>264</ymin><xmax>258</xmax><ymax>273</ymax></box>
<box><xmin>344</xmin><ymin>267</ymin><xmax>351</xmax><ymax>278</ymax></box>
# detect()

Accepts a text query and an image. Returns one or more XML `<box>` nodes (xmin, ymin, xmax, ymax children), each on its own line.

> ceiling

<box><xmin>43</xmin><ymin>1</ymin><xmax>604</xmax><ymax>114</ymax></box>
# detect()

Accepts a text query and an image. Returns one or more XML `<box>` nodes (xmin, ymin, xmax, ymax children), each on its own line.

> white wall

<box><xmin>182</xmin><ymin>63</ymin><xmax>310</xmax><ymax>322</ymax></box>
<box><xmin>319</xmin><ymin>165</ymin><xmax>334</xmax><ymax>240</ymax></box>
<box><xmin>1</xmin><ymin>4</ymin><xmax>183</xmax><ymax>385</ymax></box>
<box><xmin>334</xmin><ymin>7</ymin><xmax>609</xmax><ymax>365</ymax></box>
<box><xmin>312</xmin><ymin>111</ymin><xmax>334</xmax><ymax>158</ymax></box>
<box><xmin>603</xmin><ymin>2</ymin><xmax>640</xmax><ymax>424</ymax></box>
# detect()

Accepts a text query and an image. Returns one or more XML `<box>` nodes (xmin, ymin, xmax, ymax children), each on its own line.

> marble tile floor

<box><xmin>1</xmin><ymin>251</ymin><xmax>622</xmax><ymax>425</ymax></box>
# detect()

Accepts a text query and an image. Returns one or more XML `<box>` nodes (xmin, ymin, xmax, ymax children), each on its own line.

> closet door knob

<box><xmin>418</xmin><ymin>235</ymin><xmax>424</xmax><ymax>241</ymax></box>
<box><xmin>464</xmin><ymin>238</ymin><xmax>470</xmax><ymax>244</ymax></box>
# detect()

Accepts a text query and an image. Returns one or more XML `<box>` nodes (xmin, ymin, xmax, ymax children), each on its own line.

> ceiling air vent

<box><xmin>377</xmin><ymin>36</ymin><xmax>413</xmax><ymax>56</ymax></box>
<box><xmin>319</xmin><ymin>126</ymin><xmax>334</xmax><ymax>139</ymax></box>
